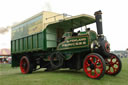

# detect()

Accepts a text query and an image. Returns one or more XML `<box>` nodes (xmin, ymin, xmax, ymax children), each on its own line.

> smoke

<box><xmin>0</xmin><ymin>26</ymin><xmax>11</xmax><ymax>34</ymax></box>
<box><xmin>43</xmin><ymin>1</ymin><xmax>52</xmax><ymax>11</ymax></box>
<box><xmin>0</xmin><ymin>1</ymin><xmax>52</xmax><ymax>34</ymax></box>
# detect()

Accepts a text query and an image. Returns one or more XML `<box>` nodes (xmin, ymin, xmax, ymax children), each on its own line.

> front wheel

<box><xmin>20</xmin><ymin>56</ymin><xmax>33</xmax><ymax>74</ymax></box>
<box><xmin>83</xmin><ymin>53</ymin><xmax>106</xmax><ymax>79</ymax></box>
<box><xmin>105</xmin><ymin>53</ymin><xmax>122</xmax><ymax>75</ymax></box>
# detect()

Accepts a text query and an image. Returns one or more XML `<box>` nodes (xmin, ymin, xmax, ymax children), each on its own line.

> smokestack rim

<box><xmin>94</xmin><ymin>10</ymin><xmax>102</xmax><ymax>16</ymax></box>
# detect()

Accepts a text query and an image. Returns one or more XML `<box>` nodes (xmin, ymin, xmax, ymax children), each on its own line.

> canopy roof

<box><xmin>45</xmin><ymin>14</ymin><xmax>96</xmax><ymax>31</ymax></box>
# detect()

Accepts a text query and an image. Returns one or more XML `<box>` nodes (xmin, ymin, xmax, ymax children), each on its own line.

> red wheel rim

<box><xmin>20</xmin><ymin>56</ymin><xmax>29</xmax><ymax>74</ymax></box>
<box><xmin>105</xmin><ymin>54</ymin><xmax>120</xmax><ymax>74</ymax></box>
<box><xmin>83</xmin><ymin>55</ymin><xmax>104</xmax><ymax>78</ymax></box>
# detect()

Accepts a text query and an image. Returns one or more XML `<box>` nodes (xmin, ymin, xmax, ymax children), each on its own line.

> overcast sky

<box><xmin>0</xmin><ymin>0</ymin><xmax>128</xmax><ymax>51</ymax></box>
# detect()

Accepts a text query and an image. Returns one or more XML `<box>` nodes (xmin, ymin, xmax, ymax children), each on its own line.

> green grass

<box><xmin>0</xmin><ymin>58</ymin><xmax>128</xmax><ymax>85</ymax></box>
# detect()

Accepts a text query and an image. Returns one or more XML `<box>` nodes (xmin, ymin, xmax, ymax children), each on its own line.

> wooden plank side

<box><xmin>33</xmin><ymin>35</ymin><xmax>37</xmax><ymax>49</ymax></box>
<box><xmin>46</xmin><ymin>27</ymin><xmax>57</xmax><ymax>48</ymax></box>
<box><xmin>11</xmin><ymin>31</ymin><xmax>47</xmax><ymax>54</ymax></box>
<box><xmin>38</xmin><ymin>33</ymin><xmax>43</xmax><ymax>48</ymax></box>
<box><xmin>28</xmin><ymin>36</ymin><xmax>32</xmax><ymax>50</ymax></box>
<box><xmin>20</xmin><ymin>39</ymin><xmax>23</xmax><ymax>51</ymax></box>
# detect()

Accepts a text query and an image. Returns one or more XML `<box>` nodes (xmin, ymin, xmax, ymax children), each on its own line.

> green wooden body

<box><xmin>11</xmin><ymin>28</ymin><xmax>58</xmax><ymax>54</ymax></box>
<box><xmin>11</xmin><ymin>11</ymin><xmax>96</xmax><ymax>67</ymax></box>
<box><xmin>11</xmin><ymin>29</ymin><xmax>97</xmax><ymax>54</ymax></box>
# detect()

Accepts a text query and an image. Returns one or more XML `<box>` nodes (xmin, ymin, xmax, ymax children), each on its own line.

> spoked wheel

<box><xmin>105</xmin><ymin>53</ymin><xmax>122</xmax><ymax>75</ymax></box>
<box><xmin>83</xmin><ymin>53</ymin><xmax>106</xmax><ymax>79</ymax></box>
<box><xmin>20</xmin><ymin>56</ymin><xmax>33</xmax><ymax>74</ymax></box>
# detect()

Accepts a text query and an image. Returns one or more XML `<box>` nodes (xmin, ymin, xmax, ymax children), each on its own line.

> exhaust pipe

<box><xmin>94</xmin><ymin>10</ymin><xmax>103</xmax><ymax>35</ymax></box>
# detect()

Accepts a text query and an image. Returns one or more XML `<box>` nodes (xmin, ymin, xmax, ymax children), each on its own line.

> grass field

<box><xmin>0</xmin><ymin>58</ymin><xmax>128</xmax><ymax>85</ymax></box>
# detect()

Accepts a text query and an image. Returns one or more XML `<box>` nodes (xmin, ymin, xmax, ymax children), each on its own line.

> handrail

<box><xmin>45</xmin><ymin>13</ymin><xmax>72</xmax><ymax>22</ymax></box>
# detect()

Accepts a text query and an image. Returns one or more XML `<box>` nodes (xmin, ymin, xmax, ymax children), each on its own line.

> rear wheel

<box><xmin>105</xmin><ymin>53</ymin><xmax>122</xmax><ymax>75</ymax></box>
<box><xmin>83</xmin><ymin>53</ymin><xmax>106</xmax><ymax>79</ymax></box>
<box><xmin>20</xmin><ymin>56</ymin><xmax>33</xmax><ymax>74</ymax></box>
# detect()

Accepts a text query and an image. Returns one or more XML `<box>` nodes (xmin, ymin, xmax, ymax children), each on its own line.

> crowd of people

<box><xmin>0</xmin><ymin>56</ymin><xmax>11</xmax><ymax>64</ymax></box>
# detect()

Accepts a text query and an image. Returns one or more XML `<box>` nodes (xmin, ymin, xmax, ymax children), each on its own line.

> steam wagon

<box><xmin>11</xmin><ymin>10</ymin><xmax>122</xmax><ymax>79</ymax></box>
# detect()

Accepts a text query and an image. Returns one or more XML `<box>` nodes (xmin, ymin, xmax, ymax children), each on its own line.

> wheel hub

<box><xmin>23</xmin><ymin>63</ymin><xmax>27</xmax><ymax>68</ymax></box>
<box><xmin>90</xmin><ymin>64</ymin><xmax>95</xmax><ymax>69</ymax></box>
<box><xmin>109</xmin><ymin>62</ymin><xmax>114</xmax><ymax>66</ymax></box>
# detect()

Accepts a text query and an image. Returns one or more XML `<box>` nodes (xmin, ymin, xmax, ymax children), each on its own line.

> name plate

<box><xmin>57</xmin><ymin>36</ymin><xmax>89</xmax><ymax>50</ymax></box>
